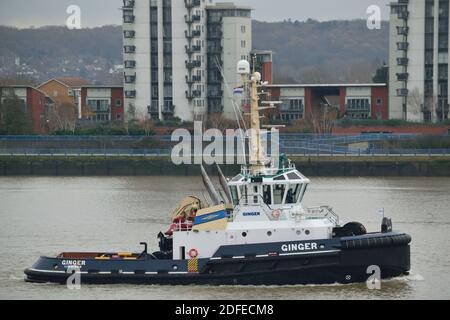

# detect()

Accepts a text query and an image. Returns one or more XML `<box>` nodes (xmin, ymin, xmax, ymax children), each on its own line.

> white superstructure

<box><xmin>170</xmin><ymin>63</ymin><xmax>339</xmax><ymax>260</ymax></box>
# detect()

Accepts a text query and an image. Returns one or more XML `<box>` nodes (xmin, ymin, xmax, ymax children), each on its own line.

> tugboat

<box><xmin>24</xmin><ymin>61</ymin><xmax>411</xmax><ymax>285</ymax></box>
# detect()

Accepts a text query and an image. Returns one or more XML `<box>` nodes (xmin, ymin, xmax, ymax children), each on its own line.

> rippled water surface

<box><xmin>0</xmin><ymin>176</ymin><xmax>449</xmax><ymax>300</ymax></box>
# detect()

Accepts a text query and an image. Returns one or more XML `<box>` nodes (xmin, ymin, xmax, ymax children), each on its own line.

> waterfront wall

<box><xmin>1</xmin><ymin>156</ymin><xmax>449</xmax><ymax>177</ymax></box>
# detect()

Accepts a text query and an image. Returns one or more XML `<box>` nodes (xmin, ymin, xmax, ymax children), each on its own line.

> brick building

<box><xmin>265</xmin><ymin>83</ymin><xmax>389</xmax><ymax>123</ymax></box>
<box><xmin>80</xmin><ymin>85</ymin><xmax>124</xmax><ymax>122</ymax></box>
<box><xmin>0</xmin><ymin>85</ymin><xmax>55</xmax><ymax>134</ymax></box>
<box><xmin>37</xmin><ymin>77</ymin><xmax>89</xmax><ymax>118</ymax></box>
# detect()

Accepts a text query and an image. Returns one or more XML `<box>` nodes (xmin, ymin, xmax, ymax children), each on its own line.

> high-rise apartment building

<box><xmin>389</xmin><ymin>0</ymin><xmax>449</xmax><ymax>122</ymax></box>
<box><xmin>122</xmin><ymin>0</ymin><xmax>252</xmax><ymax>122</ymax></box>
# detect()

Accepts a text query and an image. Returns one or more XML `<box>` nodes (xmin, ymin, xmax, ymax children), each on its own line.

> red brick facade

<box><xmin>111</xmin><ymin>88</ymin><xmax>124</xmax><ymax>121</ymax></box>
<box><xmin>266</xmin><ymin>84</ymin><xmax>389</xmax><ymax>123</ymax></box>
<box><xmin>80</xmin><ymin>86</ymin><xmax>124</xmax><ymax>122</ymax></box>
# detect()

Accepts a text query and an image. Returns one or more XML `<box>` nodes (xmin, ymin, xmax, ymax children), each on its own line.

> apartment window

<box><xmin>115</xmin><ymin>99</ymin><xmax>122</xmax><ymax>107</ymax></box>
<box><xmin>346</xmin><ymin>98</ymin><xmax>371</xmax><ymax>119</ymax></box>
<box><xmin>439</xmin><ymin>37</ymin><xmax>448</xmax><ymax>50</ymax></box>
<box><xmin>241</xmin><ymin>25</ymin><xmax>246</xmax><ymax>33</ymax></box>
<box><xmin>376</xmin><ymin>98</ymin><xmax>382</xmax><ymax>106</ymax></box>
<box><xmin>152</xmin><ymin>86</ymin><xmax>159</xmax><ymax>97</ymax></box>
<box><xmin>425</xmin><ymin>51</ymin><xmax>434</xmax><ymax>65</ymax></box>
<box><xmin>425</xmin><ymin>66</ymin><xmax>434</xmax><ymax>80</ymax></box>
<box><xmin>425</xmin><ymin>81</ymin><xmax>434</xmax><ymax>96</ymax></box>
<box><xmin>151</xmin><ymin>70</ymin><xmax>158</xmax><ymax>82</ymax></box>
<box><xmin>87</xmin><ymin>99</ymin><xmax>110</xmax><ymax>114</ymax></box>
<box><xmin>241</xmin><ymin>40</ymin><xmax>246</xmax><ymax>48</ymax></box>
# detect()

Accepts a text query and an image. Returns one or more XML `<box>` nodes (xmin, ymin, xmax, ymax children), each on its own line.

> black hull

<box><xmin>25</xmin><ymin>234</ymin><xmax>411</xmax><ymax>286</ymax></box>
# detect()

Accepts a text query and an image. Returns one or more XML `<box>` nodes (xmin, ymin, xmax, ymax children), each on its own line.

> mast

<box><xmin>237</xmin><ymin>59</ymin><xmax>273</xmax><ymax>175</ymax></box>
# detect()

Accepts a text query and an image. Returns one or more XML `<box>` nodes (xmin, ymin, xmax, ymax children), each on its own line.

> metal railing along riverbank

<box><xmin>1</xmin><ymin>147</ymin><xmax>449</xmax><ymax>157</ymax></box>
<box><xmin>0</xmin><ymin>133</ymin><xmax>449</xmax><ymax>157</ymax></box>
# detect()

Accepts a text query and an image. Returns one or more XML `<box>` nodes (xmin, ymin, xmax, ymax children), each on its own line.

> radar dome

<box><xmin>237</xmin><ymin>60</ymin><xmax>250</xmax><ymax>75</ymax></box>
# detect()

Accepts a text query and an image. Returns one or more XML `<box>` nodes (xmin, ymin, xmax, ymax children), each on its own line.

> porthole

<box><xmin>242</xmin><ymin>232</ymin><xmax>247</xmax><ymax>237</ymax></box>
<box><xmin>296</xmin><ymin>230</ymin><xmax>301</xmax><ymax>236</ymax></box>
<box><xmin>172</xmin><ymin>265</ymin><xmax>178</xmax><ymax>271</ymax></box>
<box><xmin>267</xmin><ymin>231</ymin><xmax>272</xmax><ymax>237</ymax></box>
<box><xmin>319</xmin><ymin>244</ymin><xmax>325</xmax><ymax>249</ymax></box>
<box><xmin>305</xmin><ymin>229</ymin><xmax>310</xmax><ymax>235</ymax></box>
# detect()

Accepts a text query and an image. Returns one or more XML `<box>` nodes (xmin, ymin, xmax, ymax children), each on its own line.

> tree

<box><xmin>308</xmin><ymin>105</ymin><xmax>339</xmax><ymax>134</ymax></box>
<box><xmin>0</xmin><ymin>96</ymin><xmax>33</xmax><ymax>134</ymax></box>
<box><xmin>48</xmin><ymin>102</ymin><xmax>77</xmax><ymax>133</ymax></box>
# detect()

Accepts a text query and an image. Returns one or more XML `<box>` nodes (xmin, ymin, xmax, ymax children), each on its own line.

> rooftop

<box><xmin>206</xmin><ymin>2</ymin><xmax>252</xmax><ymax>11</ymax></box>
<box><xmin>266</xmin><ymin>83</ymin><xmax>387</xmax><ymax>88</ymax></box>
<box><xmin>38</xmin><ymin>77</ymin><xmax>89</xmax><ymax>89</ymax></box>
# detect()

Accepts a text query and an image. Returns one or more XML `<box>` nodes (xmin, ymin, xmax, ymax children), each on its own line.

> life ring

<box><xmin>272</xmin><ymin>210</ymin><xmax>282</xmax><ymax>219</ymax></box>
<box><xmin>188</xmin><ymin>248</ymin><xmax>199</xmax><ymax>259</ymax></box>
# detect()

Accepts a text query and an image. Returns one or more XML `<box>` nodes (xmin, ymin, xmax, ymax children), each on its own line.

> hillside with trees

<box><xmin>252</xmin><ymin>19</ymin><xmax>389</xmax><ymax>84</ymax></box>
<box><xmin>0</xmin><ymin>19</ymin><xmax>389</xmax><ymax>85</ymax></box>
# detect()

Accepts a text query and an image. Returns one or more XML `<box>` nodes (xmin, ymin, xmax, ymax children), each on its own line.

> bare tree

<box><xmin>48</xmin><ymin>102</ymin><xmax>77</xmax><ymax>133</ymax></box>
<box><xmin>407</xmin><ymin>87</ymin><xmax>423</xmax><ymax>120</ymax></box>
<box><xmin>308</xmin><ymin>105</ymin><xmax>339</xmax><ymax>134</ymax></box>
<box><xmin>206</xmin><ymin>113</ymin><xmax>239</xmax><ymax>131</ymax></box>
<box><xmin>139</xmin><ymin>113</ymin><xmax>154</xmax><ymax>136</ymax></box>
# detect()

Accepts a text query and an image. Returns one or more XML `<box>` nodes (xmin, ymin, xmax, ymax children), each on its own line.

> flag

<box><xmin>233</xmin><ymin>86</ymin><xmax>244</xmax><ymax>94</ymax></box>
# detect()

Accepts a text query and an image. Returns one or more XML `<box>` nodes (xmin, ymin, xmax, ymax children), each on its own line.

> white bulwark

<box><xmin>389</xmin><ymin>0</ymin><xmax>449</xmax><ymax>122</ymax></box>
<box><xmin>122</xmin><ymin>0</ymin><xmax>252</xmax><ymax>122</ymax></box>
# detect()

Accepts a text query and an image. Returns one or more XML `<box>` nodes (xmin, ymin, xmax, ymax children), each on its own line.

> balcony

<box><xmin>123</xmin><ymin>15</ymin><xmax>135</xmax><ymax>23</ymax></box>
<box><xmin>185</xmin><ymin>30</ymin><xmax>201</xmax><ymax>39</ymax></box>
<box><xmin>185</xmin><ymin>14</ymin><xmax>201</xmax><ymax>23</ymax></box>
<box><xmin>124</xmin><ymin>60</ymin><xmax>136</xmax><ymax>68</ymax></box>
<box><xmin>397</xmin><ymin>42</ymin><xmax>409</xmax><ymax>50</ymax></box>
<box><xmin>185</xmin><ymin>45</ymin><xmax>201</xmax><ymax>54</ymax></box>
<box><xmin>125</xmin><ymin>90</ymin><xmax>136</xmax><ymax>98</ymax></box>
<box><xmin>396</xmin><ymin>72</ymin><xmax>409</xmax><ymax>81</ymax></box>
<box><xmin>186</xmin><ymin>90</ymin><xmax>201</xmax><ymax>99</ymax></box>
<box><xmin>397</xmin><ymin>26</ymin><xmax>409</xmax><ymax>35</ymax></box>
<box><xmin>397</xmin><ymin>88</ymin><xmax>409</xmax><ymax>96</ymax></box>
<box><xmin>398</xmin><ymin>11</ymin><xmax>409</xmax><ymax>20</ymax></box>
<box><xmin>185</xmin><ymin>75</ymin><xmax>202</xmax><ymax>84</ymax></box>
<box><xmin>124</xmin><ymin>45</ymin><xmax>136</xmax><ymax>54</ymax></box>
<box><xmin>185</xmin><ymin>0</ymin><xmax>201</xmax><ymax>9</ymax></box>
<box><xmin>185</xmin><ymin>60</ymin><xmax>201</xmax><ymax>69</ymax></box>
<box><xmin>124</xmin><ymin>74</ymin><xmax>136</xmax><ymax>84</ymax></box>
<box><xmin>123</xmin><ymin>30</ymin><xmax>135</xmax><ymax>38</ymax></box>
<box><xmin>397</xmin><ymin>57</ymin><xmax>409</xmax><ymax>66</ymax></box>
<box><xmin>123</xmin><ymin>0</ymin><xmax>135</xmax><ymax>8</ymax></box>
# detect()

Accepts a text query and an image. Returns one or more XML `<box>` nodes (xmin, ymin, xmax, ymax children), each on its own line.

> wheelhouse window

<box><xmin>286</xmin><ymin>184</ymin><xmax>302</xmax><ymax>204</ymax></box>
<box><xmin>263</xmin><ymin>185</ymin><xmax>272</xmax><ymax>205</ymax></box>
<box><xmin>230</xmin><ymin>186</ymin><xmax>239</xmax><ymax>205</ymax></box>
<box><xmin>273</xmin><ymin>184</ymin><xmax>286</xmax><ymax>204</ymax></box>
<box><xmin>239</xmin><ymin>185</ymin><xmax>248</xmax><ymax>203</ymax></box>
<box><xmin>299</xmin><ymin>184</ymin><xmax>308</xmax><ymax>203</ymax></box>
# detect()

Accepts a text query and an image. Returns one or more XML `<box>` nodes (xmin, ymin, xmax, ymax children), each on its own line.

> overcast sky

<box><xmin>0</xmin><ymin>0</ymin><xmax>391</xmax><ymax>28</ymax></box>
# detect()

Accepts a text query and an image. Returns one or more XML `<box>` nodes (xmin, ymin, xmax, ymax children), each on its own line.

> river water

<box><xmin>0</xmin><ymin>176</ymin><xmax>449</xmax><ymax>300</ymax></box>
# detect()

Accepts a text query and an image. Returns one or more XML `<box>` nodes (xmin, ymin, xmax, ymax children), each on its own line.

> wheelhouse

<box><xmin>228</xmin><ymin>169</ymin><xmax>310</xmax><ymax>207</ymax></box>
